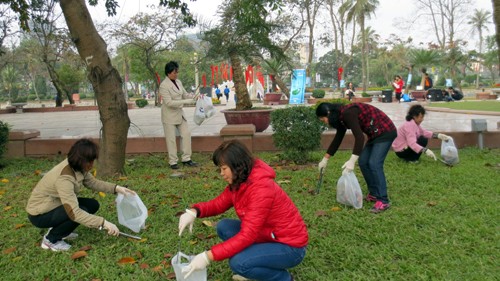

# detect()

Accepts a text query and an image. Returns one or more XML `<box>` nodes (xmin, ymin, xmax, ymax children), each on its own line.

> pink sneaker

<box><xmin>365</xmin><ymin>194</ymin><xmax>377</xmax><ymax>202</ymax></box>
<box><xmin>370</xmin><ymin>201</ymin><xmax>390</xmax><ymax>213</ymax></box>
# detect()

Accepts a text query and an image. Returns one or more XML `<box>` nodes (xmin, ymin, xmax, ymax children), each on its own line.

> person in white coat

<box><xmin>159</xmin><ymin>61</ymin><xmax>198</xmax><ymax>169</ymax></box>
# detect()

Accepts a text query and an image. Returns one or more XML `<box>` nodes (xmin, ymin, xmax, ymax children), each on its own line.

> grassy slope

<box><xmin>0</xmin><ymin>148</ymin><xmax>499</xmax><ymax>280</ymax></box>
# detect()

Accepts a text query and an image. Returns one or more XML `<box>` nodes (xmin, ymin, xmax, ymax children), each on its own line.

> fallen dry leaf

<box><xmin>140</xmin><ymin>263</ymin><xmax>149</xmax><ymax>269</ymax></box>
<box><xmin>202</xmin><ymin>220</ymin><xmax>214</xmax><ymax>227</ymax></box>
<box><xmin>277</xmin><ymin>180</ymin><xmax>291</xmax><ymax>184</ymax></box>
<box><xmin>1</xmin><ymin>178</ymin><xmax>9</xmax><ymax>183</ymax></box>
<box><xmin>315</xmin><ymin>210</ymin><xmax>328</xmax><ymax>217</ymax></box>
<box><xmin>4</xmin><ymin>206</ymin><xmax>12</xmax><ymax>211</ymax></box>
<box><xmin>3</xmin><ymin>247</ymin><xmax>16</xmax><ymax>254</ymax></box>
<box><xmin>118</xmin><ymin>257</ymin><xmax>136</xmax><ymax>264</ymax></box>
<box><xmin>166</xmin><ymin>272</ymin><xmax>176</xmax><ymax>279</ymax></box>
<box><xmin>79</xmin><ymin>245</ymin><xmax>92</xmax><ymax>251</ymax></box>
<box><xmin>427</xmin><ymin>201</ymin><xmax>438</xmax><ymax>207</ymax></box>
<box><xmin>0</xmin><ymin>190</ymin><xmax>5</xmax><ymax>195</ymax></box>
<box><xmin>152</xmin><ymin>265</ymin><xmax>163</xmax><ymax>272</ymax></box>
<box><xmin>331</xmin><ymin>207</ymin><xmax>342</xmax><ymax>212</ymax></box>
<box><xmin>14</xmin><ymin>223</ymin><xmax>25</xmax><ymax>229</ymax></box>
<box><xmin>164</xmin><ymin>253</ymin><xmax>174</xmax><ymax>259</ymax></box>
<box><xmin>71</xmin><ymin>251</ymin><xmax>88</xmax><ymax>260</ymax></box>
<box><xmin>189</xmin><ymin>240</ymin><xmax>198</xmax><ymax>245</ymax></box>
<box><xmin>98</xmin><ymin>192</ymin><xmax>106</xmax><ymax>198</ymax></box>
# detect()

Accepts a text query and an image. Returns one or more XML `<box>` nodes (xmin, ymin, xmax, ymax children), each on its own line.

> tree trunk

<box><xmin>229</xmin><ymin>51</ymin><xmax>252</xmax><ymax>110</ymax></box>
<box><xmin>493</xmin><ymin>0</ymin><xmax>500</xmax><ymax>75</ymax></box>
<box><xmin>274</xmin><ymin>76</ymin><xmax>289</xmax><ymax>97</ymax></box>
<box><xmin>59</xmin><ymin>0</ymin><xmax>130</xmax><ymax>177</ymax></box>
<box><xmin>44</xmin><ymin>56</ymin><xmax>67</xmax><ymax>107</ymax></box>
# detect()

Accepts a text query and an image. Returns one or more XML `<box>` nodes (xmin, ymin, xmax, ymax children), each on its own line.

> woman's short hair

<box><xmin>165</xmin><ymin>61</ymin><xmax>179</xmax><ymax>76</ymax></box>
<box><xmin>67</xmin><ymin>138</ymin><xmax>98</xmax><ymax>172</ymax></box>
<box><xmin>212</xmin><ymin>140</ymin><xmax>254</xmax><ymax>190</ymax></box>
<box><xmin>315</xmin><ymin>102</ymin><xmax>343</xmax><ymax>129</ymax></box>
<box><xmin>406</xmin><ymin>105</ymin><xmax>426</xmax><ymax>121</ymax></box>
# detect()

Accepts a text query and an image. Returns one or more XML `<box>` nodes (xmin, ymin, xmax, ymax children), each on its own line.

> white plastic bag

<box><xmin>193</xmin><ymin>95</ymin><xmax>216</xmax><ymax>125</ymax></box>
<box><xmin>441</xmin><ymin>138</ymin><xmax>459</xmax><ymax>166</ymax></box>
<box><xmin>116</xmin><ymin>193</ymin><xmax>148</xmax><ymax>233</ymax></box>
<box><xmin>336</xmin><ymin>172</ymin><xmax>363</xmax><ymax>209</ymax></box>
<box><xmin>193</xmin><ymin>98</ymin><xmax>205</xmax><ymax>125</ymax></box>
<box><xmin>171</xmin><ymin>252</ymin><xmax>207</xmax><ymax>281</ymax></box>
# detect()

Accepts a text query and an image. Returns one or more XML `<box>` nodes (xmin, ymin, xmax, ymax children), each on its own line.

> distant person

<box><xmin>443</xmin><ymin>87</ymin><xmax>464</xmax><ymax>102</ymax></box>
<box><xmin>344</xmin><ymin>82</ymin><xmax>355</xmax><ymax>101</ymax></box>
<box><xmin>224</xmin><ymin>85</ymin><xmax>230</xmax><ymax>102</ymax></box>
<box><xmin>215</xmin><ymin>85</ymin><xmax>222</xmax><ymax>100</ymax></box>
<box><xmin>392</xmin><ymin>105</ymin><xmax>452</xmax><ymax>162</ymax></box>
<box><xmin>423</xmin><ymin>72</ymin><xmax>433</xmax><ymax>90</ymax></box>
<box><xmin>392</xmin><ymin>75</ymin><xmax>404</xmax><ymax>102</ymax></box>
<box><xmin>178</xmin><ymin>140</ymin><xmax>308</xmax><ymax>280</ymax></box>
<box><xmin>26</xmin><ymin>138</ymin><xmax>137</xmax><ymax>251</ymax></box>
<box><xmin>316</xmin><ymin>102</ymin><xmax>397</xmax><ymax>213</ymax></box>
<box><xmin>159</xmin><ymin>61</ymin><xmax>198</xmax><ymax>169</ymax></box>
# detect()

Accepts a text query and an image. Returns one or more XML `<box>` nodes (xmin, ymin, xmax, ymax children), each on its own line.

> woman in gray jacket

<box><xmin>26</xmin><ymin>138</ymin><xmax>136</xmax><ymax>251</ymax></box>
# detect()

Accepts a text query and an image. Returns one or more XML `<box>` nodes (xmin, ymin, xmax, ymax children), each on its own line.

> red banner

<box><xmin>202</xmin><ymin>74</ymin><xmax>207</xmax><ymax>88</ymax></box>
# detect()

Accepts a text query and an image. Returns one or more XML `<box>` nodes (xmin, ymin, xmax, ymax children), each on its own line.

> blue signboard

<box><xmin>289</xmin><ymin>69</ymin><xmax>306</xmax><ymax>104</ymax></box>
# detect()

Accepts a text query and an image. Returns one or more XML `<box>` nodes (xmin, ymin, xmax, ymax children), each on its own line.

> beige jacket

<box><xmin>159</xmin><ymin>78</ymin><xmax>193</xmax><ymax>125</ymax></box>
<box><xmin>26</xmin><ymin>159</ymin><xmax>116</xmax><ymax>228</ymax></box>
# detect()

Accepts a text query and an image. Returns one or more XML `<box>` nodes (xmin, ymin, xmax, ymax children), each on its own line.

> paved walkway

<box><xmin>0</xmin><ymin>99</ymin><xmax>499</xmax><ymax>139</ymax></box>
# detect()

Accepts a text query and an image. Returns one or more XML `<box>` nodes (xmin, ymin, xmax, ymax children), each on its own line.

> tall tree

<box><xmin>493</xmin><ymin>0</ymin><xmax>500</xmax><ymax>71</ymax></box>
<box><xmin>4</xmin><ymin>0</ymin><xmax>196</xmax><ymax>176</ymax></box>
<box><xmin>468</xmin><ymin>8</ymin><xmax>491</xmax><ymax>88</ymax></box>
<box><xmin>344</xmin><ymin>0</ymin><xmax>379</xmax><ymax>92</ymax></box>
<box><xmin>111</xmin><ymin>7</ymin><xmax>189</xmax><ymax>106</ymax></box>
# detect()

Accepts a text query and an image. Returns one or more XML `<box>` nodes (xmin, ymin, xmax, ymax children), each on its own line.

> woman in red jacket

<box><xmin>178</xmin><ymin>140</ymin><xmax>308</xmax><ymax>281</ymax></box>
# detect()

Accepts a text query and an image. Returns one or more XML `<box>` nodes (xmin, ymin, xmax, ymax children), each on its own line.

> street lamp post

<box><xmin>194</xmin><ymin>52</ymin><xmax>199</xmax><ymax>95</ymax></box>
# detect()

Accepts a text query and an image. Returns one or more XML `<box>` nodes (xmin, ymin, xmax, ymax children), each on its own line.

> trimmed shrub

<box><xmin>0</xmin><ymin>121</ymin><xmax>10</xmax><ymax>163</ymax></box>
<box><xmin>312</xmin><ymin>89</ymin><xmax>326</xmax><ymax>98</ymax></box>
<box><xmin>271</xmin><ymin>106</ymin><xmax>324</xmax><ymax>164</ymax></box>
<box><xmin>135</xmin><ymin>99</ymin><xmax>148</xmax><ymax>108</ymax></box>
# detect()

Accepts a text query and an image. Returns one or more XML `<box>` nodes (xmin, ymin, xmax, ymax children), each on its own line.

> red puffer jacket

<box><xmin>193</xmin><ymin>159</ymin><xmax>308</xmax><ymax>261</ymax></box>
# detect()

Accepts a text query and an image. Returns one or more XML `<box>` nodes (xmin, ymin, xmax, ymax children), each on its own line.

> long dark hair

<box><xmin>406</xmin><ymin>104</ymin><xmax>426</xmax><ymax>121</ymax></box>
<box><xmin>315</xmin><ymin>102</ymin><xmax>343</xmax><ymax>129</ymax></box>
<box><xmin>212</xmin><ymin>139</ymin><xmax>254</xmax><ymax>191</ymax></box>
<box><xmin>67</xmin><ymin>138</ymin><xmax>98</xmax><ymax>172</ymax></box>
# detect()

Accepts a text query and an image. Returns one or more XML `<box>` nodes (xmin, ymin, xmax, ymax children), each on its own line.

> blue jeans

<box><xmin>358</xmin><ymin>140</ymin><xmax>392</xmax><ymax>204</ymax></box>
<box><xmin>217</xmin><ymin>219</ymin><xmax>306</xmax><ymax>281</ymax></box>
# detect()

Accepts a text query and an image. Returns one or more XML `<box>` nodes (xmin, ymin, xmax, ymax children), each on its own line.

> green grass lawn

<box><xmin>1</xmin><ymin>148</ymin><xmax>499</xmax><ymax>280</ymax></box>
<box><xmin>427</xmin><ymin>100</ymin><xmax>500</xmax><ymax>112</ymax></box>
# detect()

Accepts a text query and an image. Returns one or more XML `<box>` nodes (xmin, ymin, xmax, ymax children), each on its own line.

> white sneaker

<box><xmin>41</xmin><ymin>236</ymin><xmax>71</xmax><ymax>251</ymax></box>
<box><xmin>46</xmin><ymin>228</ymin><xmax>79</xmax><ymax>240</ymax></box>
<box><xmin>232</xmin><ymin>275</ymin><xmax>250</xmax><ymax>281</ymax></box>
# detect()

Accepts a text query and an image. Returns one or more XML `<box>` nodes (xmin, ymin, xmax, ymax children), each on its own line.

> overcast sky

<box><xmin>89</xmin><ymin>0</ymin><xmax>495</xmax><ymax>55</ymax></box>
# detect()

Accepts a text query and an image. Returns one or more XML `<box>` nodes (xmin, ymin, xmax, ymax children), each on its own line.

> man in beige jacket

<box><xmin>160</xmin><ymin>61</ymin><xmax>198</xmax><ymax>169</ymax></box>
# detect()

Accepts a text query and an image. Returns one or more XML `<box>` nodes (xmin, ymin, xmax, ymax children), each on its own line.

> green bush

<box><xmin>135</xmin><ymin>99</ymin><xmax>148</xmax><ymax>108</ymax></box>
<box><xmin>79</xmin><ymin>93</ymin><xmax>87</xmax><ymax>99</ymax></box>
<box><xmin>312</xmin><ymin>89</ymin><xmax>325</xmax><ymax>98</ymax></box>
<box><xmin>311</xmin><ymin>98</ymin><xmax>351</xmax><ymax>109</ymax></box>
<box><xmin>0</xmin><ymin>121</ymin><xmax>10</xmax><ymax>163</ymax></box>
<box><xmin>270</xmin><ymin>106</ymin><xmax>324</xmax><ymax>164</ymax></box>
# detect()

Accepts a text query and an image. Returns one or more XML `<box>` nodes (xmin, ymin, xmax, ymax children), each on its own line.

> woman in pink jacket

<box><xmin>178</xmin><ymin>140</ymin><xmax>308</xmax><ymax>281</ymax></box>
<box><xmin>392</xmin><ymin>105</ymin><xmax>451</xmax><ymax>162</ymax></box>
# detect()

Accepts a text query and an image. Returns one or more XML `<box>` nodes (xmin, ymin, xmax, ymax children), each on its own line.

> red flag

<box><xmin>230</xmin><ymin>66</ymin><xmax>233</xmax><ymax>81</ymax></box>
<box><xmin>202</xmin><ymin>74</ymin><xmax>207</xmax><ymax>88</ymax></box>
<box><xmin>337</xmin><ymin>67</ymin><xmax>343</xmax><ymax>81</ymax></box>
<box><xmin>155</xmin><ymin>72</ymin><xmax>161</xmax><ymax>84</ymax></box>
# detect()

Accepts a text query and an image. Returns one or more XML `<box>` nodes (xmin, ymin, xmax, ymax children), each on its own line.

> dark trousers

<box><xmin>395</xmin><ymin>136</ymin><xmax>428</xmax><ymax>162</ymax></box>
<box><xmin>395</xmin><ymin>92</ymin><xmax>402</xmax><ymax>102</ymax></box>
<box><xmin>28</xmin><ymin>198</ymin><xmax>99</xmax><ymax>243</ymax></box>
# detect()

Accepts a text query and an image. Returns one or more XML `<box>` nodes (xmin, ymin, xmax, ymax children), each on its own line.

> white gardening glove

<box><xmin>178</xmin><ymin>209</ymin><xmax>196</xmax><ymax>236</ymax></box>
<box><xmin>341</xmin><ymin>155</ymin><xmax>359</xmax><ymax>175</ymax></box>
<box><xmin>437</xmin><ymin>133</ymin><xmax>452</xmax><ymax>142</ymax></box>
<box><xmin>424</xmin><ymin>148</ymin><xmax>437</xmax><ymax>161</ymax></box>
<box><xmin>182</xmin><ymin>251</ymin><xmax>210</xmax><ymax>279</ymax></box>
<box><xmin>115</xmin><ymin>185</ymin><xmax>136</xmax><ymax>196</ymax></box>
<box><xmin>318</xmin><ymin>157</ymin><xmax>329</xmax><ymax>172</ymax></box>
<box><xmin>103</xmin><ymin>220</ymin><xmax>120</xmax><ymax>236</ymax></box>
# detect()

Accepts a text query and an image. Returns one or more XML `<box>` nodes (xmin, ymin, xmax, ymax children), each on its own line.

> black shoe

<box><xmin>182</xmin><ymin>160</ymin><xmax>198</xmax><ymax>167</ymax></box>
<box><xmin>170</xmin><ymin>164</ymin><xmax>179</xmax><ymax>169</ymax></box>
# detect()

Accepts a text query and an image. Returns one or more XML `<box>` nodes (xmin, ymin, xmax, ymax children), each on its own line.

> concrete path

<box><xmin>0</xmin><ymin>100</ymin><xmax>499</xmax><ymax>139</ymax></box>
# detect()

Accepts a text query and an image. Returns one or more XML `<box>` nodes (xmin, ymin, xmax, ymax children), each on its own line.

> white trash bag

<box><xmin>116</xmin><ymin>193</ymin><xmax>148</xmax><ymax>233</ymax></box>
<box><xmin>172</xmin><ymin>252</ymin><xmax>207</xmax><ymax>281</ymax></box>
<box><xmin>441</xmin><ymin>138</ymin><xmax>459</xmax><ymax>166</ymax></box>
<box><xmin>336</xmin><ymin>172</ymin><xmax>363</xmax><ymax>209</ymax></box>
<box><xmin>193</xmin><ymin>95</ymin><xmax>216</xmax><ymax>125</ymax></box>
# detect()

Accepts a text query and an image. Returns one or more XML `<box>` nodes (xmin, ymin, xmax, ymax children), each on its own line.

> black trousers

<box><xmin>28</xmin><ymin>197</ymin><xmax>99</xmax><ymax>243</ymax></box>
<box><xmin>395</xmin><ymin>92</ymin><xmax>402</xmax><ymax>102</ymax></box>
<box><xmin>395</xmin><ymin>136</ymin><xmax>428</xmax><ymax>162</ymax></box>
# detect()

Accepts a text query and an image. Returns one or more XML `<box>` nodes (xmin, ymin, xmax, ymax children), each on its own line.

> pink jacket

<box><xmin>193</xmin><ymin>159</ymin><xmax>308</xmax><ymax>261</ymax></box>
<box><xmin>392</xmin><ymin>119</ymin><xmax>433</xmax><ymax>153</ymax></box>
